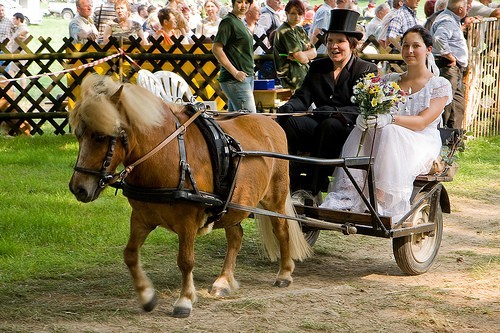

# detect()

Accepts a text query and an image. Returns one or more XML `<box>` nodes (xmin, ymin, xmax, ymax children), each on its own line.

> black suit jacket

<box><xmin>285</xmin><ymin>55</ymin><xmax>378</xmax><ymax>125</ymax></box>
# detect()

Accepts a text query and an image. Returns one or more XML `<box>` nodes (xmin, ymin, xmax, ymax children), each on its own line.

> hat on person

<box><xmin>322</xmin><ymin>9</ymin><xmax>363</xmax><ymax>40</ymax></box>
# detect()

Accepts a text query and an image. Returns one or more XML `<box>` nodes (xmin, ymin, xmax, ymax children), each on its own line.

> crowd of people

<box><xmin>60</xmin><ymin>0</ymin><xmax>497</xmax><ymax>219</ymax></box>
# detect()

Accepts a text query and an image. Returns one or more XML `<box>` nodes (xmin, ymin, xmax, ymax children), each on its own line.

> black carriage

<box><xmin>241</xmin><ymin>128</ymin><xmax>462</xmax><ymax>276</ymax></box>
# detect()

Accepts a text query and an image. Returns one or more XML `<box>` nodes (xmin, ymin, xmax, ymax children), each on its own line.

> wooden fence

<box><xmin>464</xmin><ymin>18</ymin><xmax>500</xmax><ymax>137</ymax></box>
<box><xmin>0</xmin><ymin>21</ymin><xmax>498</xmax><ymax>137</ymax></box>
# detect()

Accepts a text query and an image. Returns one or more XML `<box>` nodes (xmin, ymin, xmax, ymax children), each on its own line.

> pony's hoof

<box><xmin>209</xmin><ymin>286</ymin><xmax>231</xmax><ymax>298</ymax></box>
<box><xmin>172</xmin><ymin>306</ymin><xmax>191</xmax><ymax>318</ymax></box>
<box><xmin>142</xmin><ymin>295</ymin><xmax>158</xmax><ymax>312</ymax></box>
<box><xmin>273</xmin><ymin>279</ymin><xmax>291</xmax><ymax>288</ymax></box>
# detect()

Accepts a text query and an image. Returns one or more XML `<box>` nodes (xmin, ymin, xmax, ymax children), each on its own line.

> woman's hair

<box><xmin>147</xmin><ymin>5</ymin><xmax>157</xmax><ymax>14</ymax></box>
<box><xmin>114</xmin><ymin>0</ymin><xmax>131</xmax><ymax>13</ymax></box>
<box><xmin>402</xmin><ymin>25</ymin><xmax>433</xmax><ymax>48</ymax></box>
<box><xmin>157</xmin><ymin>7</ymin><xmax>175</xmax><ymax>26</ymax></box>
<box><xmin>173</xmin><ymin>8</ymin><xmax>189</xmax><ymax>32</ymax></box>
<box><xmin>231</xmin><ymin>0</ymin><xmax>253</xmax><ymax>6</ymax></box>
<box><xmin>347</xmin><ymin>35</ymin><xmax>359</xmax><ymax>50</ymax></box>
<box><xmin>204</xmin><ymin>0</ymin><xmax>221</xmax><ymax>9</ymax></box>
<box><xmin>285</xmin><ymin>0</ymin><xmax>305</xmax><ymax>15</ymax></box>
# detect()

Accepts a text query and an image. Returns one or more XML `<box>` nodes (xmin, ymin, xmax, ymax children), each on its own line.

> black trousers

<box><xmin>438</xmin><ymin>65</ymin><xmax>465</xmax><ymax>129</ymax></box>
<box><xmin>279</xmin><ymin>115</ymin><xmax>352</xmax><ymax>193</ymax></box>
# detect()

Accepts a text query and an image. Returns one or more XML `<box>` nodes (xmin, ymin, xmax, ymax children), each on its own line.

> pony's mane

<box><xmin>70</xmin><ymin>74</ymin><xmax>183</xmax><ymax>136</ymax></box>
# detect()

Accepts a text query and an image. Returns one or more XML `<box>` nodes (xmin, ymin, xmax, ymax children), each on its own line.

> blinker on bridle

<box><xmin>73</xmin><ymin>129</ymin><xmax>129</xmax><ymax>188</ymax></box>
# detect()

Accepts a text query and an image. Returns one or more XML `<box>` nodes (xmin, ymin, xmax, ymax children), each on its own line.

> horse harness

<box><xmin>73</xmin><ymin>105</ymin><xmax>367</xmax><ymax>230</ymax></box>
<box><xmin>75</xmin><ymin>103</ymin><xmax>246</xmax><ymax>222</ymax></box>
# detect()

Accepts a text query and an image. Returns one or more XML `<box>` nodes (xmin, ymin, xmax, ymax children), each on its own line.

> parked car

<box><xmin>47</xmin><ymin>0</ymin><xmax>77</xmax><ymax>20</ymax></box>
<box><xmin>0</xmin><ymin>0</ymin><xmax>43</xmax><ymax>25</ymax></box>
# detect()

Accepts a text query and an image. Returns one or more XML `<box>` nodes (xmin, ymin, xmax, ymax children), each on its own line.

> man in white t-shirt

<box><xmin>468</xmin><ymin>0</ymin><xmax>500</xmax><ymax>17</ymax></box>
<box><xmin>365</xmin><ymin>2</ymin><xmax>390</xmax><ymax>39</ymax></box>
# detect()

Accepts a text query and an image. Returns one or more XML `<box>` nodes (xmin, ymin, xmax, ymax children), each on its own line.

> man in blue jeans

<box><xmin>213</xmin><ymin>0</ymin><xmax>257</xmax><ymax>112</ymax></box>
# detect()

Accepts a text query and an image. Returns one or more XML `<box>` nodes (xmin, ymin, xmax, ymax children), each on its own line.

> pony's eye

<box><xmin>92</xmin><ymin>133</ymin><xmax>107</xmax><ymax>143</ymax></box>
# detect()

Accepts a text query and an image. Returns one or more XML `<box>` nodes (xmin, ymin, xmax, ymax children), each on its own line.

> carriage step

<box><xmin>415</xmin><ymin>174</ymin><xmax>454</xmax><ymax>182</ymax></box>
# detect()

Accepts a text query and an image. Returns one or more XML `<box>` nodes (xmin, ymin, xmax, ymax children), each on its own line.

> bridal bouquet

<box><xmin>351</xmin><ymin>73</ymin><xmax>405</xmax><ymax>154</ymax></box>
<box><xmin>352</xmin><ymin>73</ymin><xmax>405</xmax><ymax>119</ymax></box>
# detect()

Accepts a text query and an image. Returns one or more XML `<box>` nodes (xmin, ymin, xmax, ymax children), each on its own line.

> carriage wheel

<box><xmin>291</xmin><ymin>190</ymin><xmax>321</xmax><ymax>246</ymax></box>
<box><xmin>392</xmin><ymin>192</ymin><xmax>443</xmax><ymax>275</ymax></box>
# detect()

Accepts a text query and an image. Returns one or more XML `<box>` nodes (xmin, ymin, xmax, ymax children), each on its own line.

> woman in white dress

<box><xmin>320</xmin><ymin>26</ymin><xmax>453</xmax><ymax>222</ymax></box>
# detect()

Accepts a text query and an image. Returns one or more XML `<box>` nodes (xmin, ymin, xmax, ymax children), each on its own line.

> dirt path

<box><xmin>3</xmin><ymin>196</ymin><xmax>499</xmax><ymax>333</ymax></box>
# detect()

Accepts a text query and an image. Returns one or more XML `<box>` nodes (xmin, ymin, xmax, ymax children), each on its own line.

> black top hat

<box><xmin>322</xmin><ymin>9</ymin><xmax>363</xmax><ymax>40</ymax></box>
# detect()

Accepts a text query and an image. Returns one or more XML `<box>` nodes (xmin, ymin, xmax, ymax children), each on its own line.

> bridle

<box><xmin>73</xmin><ymin>129</ymin><xmax>130</xmax><ymax>188</ymax></box>
<box><xmin>73</xmin><ymin>107</ymin><xmax>204</xmax><ymax>189</ymax></box>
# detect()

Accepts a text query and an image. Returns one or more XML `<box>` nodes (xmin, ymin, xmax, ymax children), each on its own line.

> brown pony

<box><xmin>68</xmin><ymin>74</ymin><xmax>312</xmax><ymax>318</ymax></box>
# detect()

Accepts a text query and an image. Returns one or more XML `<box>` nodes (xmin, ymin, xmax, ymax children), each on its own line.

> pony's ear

<box><xmin>109</xmin><ymin>85</ymin><xmax>124</xmax><ymax>105</ymax></box>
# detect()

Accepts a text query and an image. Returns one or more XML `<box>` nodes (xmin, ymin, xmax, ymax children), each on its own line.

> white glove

<box><xmin>355</xmin><ymin>115</ymin><xmax>368</xmax><ymax>131</ymax></box>
<box><xmin>366</xmin><ymin>114</ymin><xmax>392</xmax><ymax>128</ymax></box>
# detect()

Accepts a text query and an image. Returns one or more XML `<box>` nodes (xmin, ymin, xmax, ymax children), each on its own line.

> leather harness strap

<box><xmin>116</xmin><ymin>108</ymin><xmax>205</xmax><ymax>183</ymax></box>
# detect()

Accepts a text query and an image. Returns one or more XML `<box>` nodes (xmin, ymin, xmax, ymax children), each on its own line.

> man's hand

<box><xmin>233</xmin><ymin>70</ymin><xmax>247</xmax><ymax>82</ymax></box>
<box><xmin>87</xmin><ymin>32</ymin><xmax>97</xmax><ymax>41</ymax></box>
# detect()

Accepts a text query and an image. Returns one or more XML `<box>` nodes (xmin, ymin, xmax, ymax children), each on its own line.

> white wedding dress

<box><xmin>320</xmin><ymin>73</ymin><xmax>452</xmax><ymax>223</ymax></box>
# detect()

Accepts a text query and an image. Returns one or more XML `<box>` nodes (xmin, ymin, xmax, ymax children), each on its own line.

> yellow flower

<box><xmin>371</xmin><ymin>98</ymin><xmax>378</xmax><ymax>107</ymax></box>
<box><xmin>370</xmin><ymin>85</ymin><xmax>380</xmax><ymax>94</ymax></box>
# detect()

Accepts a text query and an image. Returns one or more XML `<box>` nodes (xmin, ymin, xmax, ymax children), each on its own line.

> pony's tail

<box><xmin>255</xmin><ymin>193</ymin><xmax>313</xmax><ymax>262</ymax></box>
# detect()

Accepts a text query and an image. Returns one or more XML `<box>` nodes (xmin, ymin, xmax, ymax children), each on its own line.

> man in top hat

<box><xmin>277</xmin><ymin>9</ymin><xmax>378</xmax><ymax>195</ymax></box>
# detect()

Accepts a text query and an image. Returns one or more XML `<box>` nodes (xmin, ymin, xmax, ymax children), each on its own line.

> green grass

<box><xmin>0</xmin><ymin>132</ymin><xmax>497</xmax><ymax>328</ymax></box>
<box><xmin>445</xmin><ymin>135</ymin><xmax>500</xmax><ymax>202</ymax></box>
<box><xmin>0</xmin><ymin>131</ymin><xmax>266</xmax><ymax>286</ymax></box>
<box><xmin>29</xmin><ymin>16</ymin><xmax>69</xmax><ymax>51</ymax></box>
<box><xmin>0</xmin><ymin>133</ymin><xmax>497</xmax><ymax>284</ymax></box>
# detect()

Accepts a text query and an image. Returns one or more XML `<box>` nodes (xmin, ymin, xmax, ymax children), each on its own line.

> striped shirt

<box><xmin>0</xmin><ymin>16</ymin><xmax>13</xmax><ymax>43</ymax></box>
<box><xmin>385</xmin><ymin>5</ymin><xmax>418</xmax><ymax>41</ymax></box>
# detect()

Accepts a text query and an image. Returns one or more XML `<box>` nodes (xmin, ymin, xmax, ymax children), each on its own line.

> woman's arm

<box><xmin>393</xmin><ymin>96</ymin><xmax>448</xmax><ymax>131</ymax></box>
<box><xmin>137</xmin><ymin>28</ymin><xmax>147</xmax><ymax>45</ymax></box>
<box><xmin>212</xmin><ymin>42</ymin><xmax>247</xmax><ymax>82</ymax></box>
<box><xmin>291</xmin><ymin>46</ymin><xmax>317</xmax><ymax>64</ymax></box>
